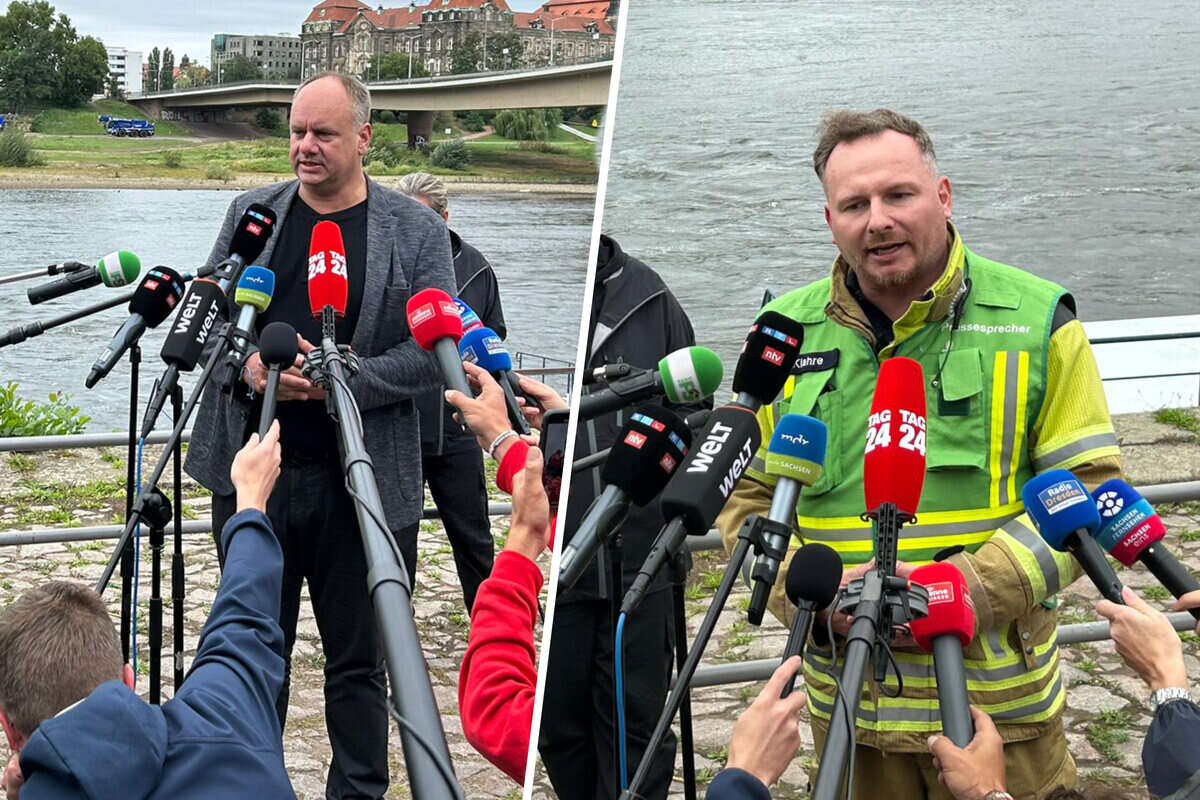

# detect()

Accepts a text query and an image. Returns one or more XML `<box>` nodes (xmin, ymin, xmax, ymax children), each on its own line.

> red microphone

<box><xmin>909</xmin><ymin>562</ymin><xmax>975</xmax><ymax>747</ymax></box>
<box><xmin>307</xmin><ymin>220</ymin><xmax>348</xmax><ymax>317</ymax></box>
<box><xmin>863</xmin><ymin>356</ymin><xmax>926</xmax><ymax>516</ymax></box>
<box><xmin>405</xmin><ymin>287</ymin><xmax>473</xmax><ymax>400</ymax></box>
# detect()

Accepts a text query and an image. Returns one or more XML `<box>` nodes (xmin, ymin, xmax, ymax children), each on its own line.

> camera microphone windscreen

<box><xmin>27</xmin><ymin>250</ymin><xmax>141</xmax><ymax>305</ymax></box>
<box><xmin>1022</xmin><ymin>469</ymin><xmax>1101</xmax><ymax>549</ymax></box>
<box><xmin>732</xmin><ymin>310</ymin><xmax>804</xmax><ymax>405</ymax></box>
<box><xmin>908</xmin><ymin>562</ymin><xmax>975</xmax><ymax>650</ymax></box>
<box><xmin>230</xmin><ymin>203</ymin><xmax>277</xmax><ymax>265</ymax></box>
<box><xmin>234</xmin><ymin>265</ymin><xmax>276</xmax><ymax>313</ymax></box>
<box><xmin>766</xmin><ymin>413</ymin><xmax>827</xmax><ymax>488</ymax></box>
<box><xmin>784</xmin><ymin>543</ymin><xmax>842</xmax><ymax>609</ymax></box>
<box><xmin>863</xmin><ymin>356</ymin><xmax>927</xmax><ymax>516</ymax></box>
<box><xmin>1093</xmin><ymin>479</ymin><xmax>1167</xmax><ymax>566</ymax></box>
<box><xmin>307</xmin><ymin>220</ymin><xmax>348</xmax><ymax>317</ymax></box>
<box><xmin>259</xmin><ymin>320</ymin><xmax>299</xmax><ymax>368</ymax></box>
<box><xmin>602</xmin><ymin>404</ymin><xmax>693</xmax><ymax>506</ymax></box>
<box><xmin>408</xmin><ymin>288</ymin><xmax>465</xmax><ymax>350</ymax></box>
<box><xmin>97</xmin><ymin>250</ymin><xmax>141</xmax><ymax>287</ymax></box>
<box><xmin>159</xmin><ymin>278</ymin><xmax>226</xmax><ymax>369</ymax></box>
<box><xmin>129</xmin><ymin>266</ymin><xmax>185</xmax><ymax>326</ymax></box>
<box><xmin>459</xmin><ymin>326</ymin><xmax>512</xmax><ymax>372</ymax></box>
<box><xmin>659</xmin><ymin>346</ymin><xmax>723</xmax><ymax>404</ymax></box>
<box><xmin>454</xmin><ymin>298</ymin><xmax>484</xmax><ymax>333</ymax></box>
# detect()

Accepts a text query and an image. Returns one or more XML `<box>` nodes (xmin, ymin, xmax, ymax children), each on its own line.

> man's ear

<box><xmin>441</xmin><ymin>209</ymin><xmax>450</xmax><ymax>223</ymax></box>
<box><xmin>123</xmin><ymin>663</ymin><xmax>136</xmax><ymax>691</ymax></box>
<box><xmin>0</xmin><ymin>709</ymin><xmax>27</xmax><ymax>753</ymax></box>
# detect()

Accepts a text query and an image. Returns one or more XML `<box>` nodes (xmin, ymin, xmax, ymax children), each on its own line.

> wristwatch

<box><xmin>1149</xmin><ymin>687</ymin><xmax>1191</xmax><ymax>713</ymax></box>
<box><xmin>982</xmin><ymin>792</ymin><xmax>1014</xmax><ymax>800</ymax></box>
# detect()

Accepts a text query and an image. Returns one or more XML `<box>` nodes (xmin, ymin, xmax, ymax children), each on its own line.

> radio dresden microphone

<box><xmin>458</xmin><ymin>326</ymin><xmax>532</xmax><ymax>435</ymax></box>
<box><xmin>577</xmin><ymin>345</ymin><xmax>724</xmax><ymax>421</ymax></box>
<box><xmin>863</xmin><ymin>356</ymin><xmax>927</xmax><ymax>518</ymax></box>
<box><xmin>1093</xmin><ymin>479</ymin><xmax>1200</xmax><ymax>619</ymax></box>
<box><xmin>909</xmin><ymin>562</ymin><xmax>976</xmax><ymax>746</ymax></box>
<box><xmin>622</xmin><ymin>311</ymin><xmax>804</xmax><ymax>614</ymax></box>
<box><xmin>407</xmin><ymin>287</ymin><xmax>472</xmax><ymax>399</ymax></box>
<box><xmin>27</xmin><ymin>250</ymin><xmax>141</xmax><ymax>305</ymax></box>
<box><xmin>748</xmin><ymin>413</ymin><xmax>829</xmax><ymax>625</ymax></box>
<box><xmin>84</xmin><ymin>266</ymin><xmax>185</xmax><ymax>389</ymax></box>
<box><xmin>227</xmin><ymin>266</ymin><xmax>276</xmax><ymax>369</ymax></box>
<box><xmin>1022</xmin><ymin>469</ymin><xmax>1124</xmax><ymax>604</ymax></box>
<box><xmin>559</xmin><ymin>404</ymin><xmax>692</xmax><ymax>591</ymax></box>
<box><xmin>257</xmin><ymin>321</ymin><xmax>299</xmax><ymax>439</ymax></box>
<box><xmin>779</xmin><ymin>543</ymin><xmax>842</xmax><ymax>697</ymax></box>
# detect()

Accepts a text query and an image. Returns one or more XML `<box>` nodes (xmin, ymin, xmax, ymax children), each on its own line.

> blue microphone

<box><xmin>454</xmin><ymin>297</ymin><xmax>483</xmax><ymax>333</ymax></box>
<box><xmin>1021</xmin><ymin>470</ymin><xmax>1124</xmax><ymax>604</ymax></box>
<box><xmin>748</xmin><ymin>413</ymin><xmax>829</xmax><ymax>624</ymax></box>
<box><xmin>228</xmin><ymin>265</ymin><xmax>277</xmax><ymax>370</ymax></box>
<box><xmin>459</xmin><ymin>326</ymin><xmax>530</xmax><ymax>435</ymax></box>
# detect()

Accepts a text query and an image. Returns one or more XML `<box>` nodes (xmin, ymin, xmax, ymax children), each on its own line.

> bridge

<box><xmin>127</xmin><ymin>60</ymin><xmax>612</xmax><ymax>147</ymax></box>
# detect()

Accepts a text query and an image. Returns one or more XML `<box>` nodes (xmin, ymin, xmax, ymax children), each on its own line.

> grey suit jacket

<box><xmin>183</xmin><ymin>177</ymin><xmax>456</xmax><ymax>529</ymax></box>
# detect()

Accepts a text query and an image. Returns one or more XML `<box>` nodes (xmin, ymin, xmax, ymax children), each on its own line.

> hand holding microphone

<box><xmin>1096</xmin><ymin>586</ymin><xmax>1189</xmax><ymax>693</ymax></box>
<box><xmin>927</xmin><ymin>707</ymin><xmax>1007</xmax><ymax>800</ymax></box>
<box><xmin>446</xmin><ymin>362</ymin><xmax>527</xmax><ymax>460</ymax></box>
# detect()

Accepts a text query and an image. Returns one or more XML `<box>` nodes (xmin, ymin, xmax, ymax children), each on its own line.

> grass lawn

<box><xmin>30</xmin><ymin>100</ymin><xmax>190</xmax><ymax>136</ymax></box>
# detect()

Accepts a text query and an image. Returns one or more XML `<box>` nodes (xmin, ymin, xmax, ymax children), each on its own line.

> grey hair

<box><xmin>813</xmin><ymin>108</ymin><xmax>938</xmax><ymax>184</ymax></box>
<box><xmin>396</xmin><ymin>171</ymin><xmax>449</xmax><ymax>216</ymax></box>
<box><xmin>293</xmin><ymin>71</ymin><xmax>372</xmax><ymax>129</ymax></box>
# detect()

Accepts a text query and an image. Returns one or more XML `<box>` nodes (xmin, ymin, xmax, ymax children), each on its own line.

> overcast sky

<box><xmin>47</xmin><ymin>1</ymin><xmax>549</xmax><ymax>67</ymax></box>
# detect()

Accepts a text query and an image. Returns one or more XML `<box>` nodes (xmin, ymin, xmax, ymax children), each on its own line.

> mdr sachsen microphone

<box><xmin>909</xmin><ymin>561</ymin><xmax>976</xmax><ymax>746</ymax></box>
<box><xmin>576</xmin><ymin>345</ymin><xmax>723</xmax><ymax>421</ymax></box>
<box><xmin>27</xmin><ymin>250</ymin><xmax>141</xmax><ymax>305</ymax></box>
<box><xmin>85</xmin><ymin>266</ymin><xmax>185</xmax><ymax>388</ymax></box>
<box><xmin>1093</xmin><ymin>479</ymin><xmax>1200</xmax><ymax>618</ymax></box>
<box><xmin>622</xmin><ymin>311</ymin><xmax>805</xmax><ymax>614</ymax></box>
<box><xmin>558</xmin><ymin>404</ymin><xmax>692</xmax><ymax>591</ymax></box>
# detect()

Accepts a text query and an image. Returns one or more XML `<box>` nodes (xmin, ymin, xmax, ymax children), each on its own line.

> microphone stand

<box><xmin>809</xmin><ymin>504</ymin><xmax>930</xmax><ymax>800</ymax></box>
<box><xmin>608</xmin><ymin>520</ymin><xmax>624</xmax><ymax>790</ymax></box>
<box><xmin>119</xmin><ymin>344</ymin><xmax>140</xmax><ymax>664</ymax></box>
<box><xmin>143</xmin><ymin>488</ymin><xmax>172</xmax><ymax>704</ymax></box>
<box><xmin>668</xmin><ymin>555</ymin><xmax>697</xmax><ymax>800</ymax></box>
<box><xmin>306</xmin><ymin>306</ymin><xmax>459</xmax><ymax>800</ymax></box>
<box><xmin>170</xmin><ymin>384</ymin><xmax>186</xmax><ymax>690</ymax></box>
<box><xmin>0</xmin><ymin>288</ymin><xmax>133</xmax><ymax>348</ymax></box>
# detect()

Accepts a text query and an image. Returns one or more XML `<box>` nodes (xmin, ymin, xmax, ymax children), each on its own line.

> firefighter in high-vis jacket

<box><xmin>716</xmin><ymin>109</ymin><xmax>1122</xmax><ymax>799</ymax></box>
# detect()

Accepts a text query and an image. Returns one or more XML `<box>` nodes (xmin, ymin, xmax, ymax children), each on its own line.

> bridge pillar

<box><xmin>407</xmin><ymin>110</ymin><xmax>434</xmax><ymax>150</ymax></box>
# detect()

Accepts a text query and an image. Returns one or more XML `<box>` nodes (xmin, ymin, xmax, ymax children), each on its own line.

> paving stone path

<box><xmin>0</xmin><ymin>444</ymin><xmax>540</xmax><ymax>800</ymax></box>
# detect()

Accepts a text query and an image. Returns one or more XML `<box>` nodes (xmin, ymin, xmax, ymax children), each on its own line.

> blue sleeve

<box><xmin>1144</xmin><ymin>699</ymin><xmax>1200</xmax><ymax>798</ymax></box>
<box><xmin>706</xmin><ymin>768</ymin><xmax>772</xmax><ymax>800</ymax></box>
<box><xmin>175</xmin><ymin>509</ymin><xmax>285</xmax><ymax>748</ymax></box>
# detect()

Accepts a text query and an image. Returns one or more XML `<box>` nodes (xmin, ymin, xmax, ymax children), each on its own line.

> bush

<box><xmin>492</xmin><ymin>108</ymin><xmax>563</xmax><ymax>141</ymax></box>
<box><xmin>205</xmin><ymin>164</ymin><xmax>234</xmax><ymax>182</ymax></box>
<box><xmin>0</xmin><ymin>383</ymin><xmax>90</xmax><ymax>438</ymax></box>
<box><xmin>364</xmin><ymin>141</ymin><xmax>400</xmax><ymax>168</ymax></box>
<box><xmin>460</xmin><ymin>111</ymin><xmax>486</xmax><ymax>132</ymax></box>
<box><xmin>431</xmin><ymin>138</ymin><xmax>469</xmax><ymax>170</ymax></box>
<box><xmin>375</xmin><ymin>110</ymin><xmax>397</xmax><ymax>124</ymax></box>
<box><xmin>162</xmin><ymin>150</ymin><xmax>183</xmax><ymax>168</ymax></box>
<box><xmin>254</xmin><ymin>108</ymin><xmax>284</xmax><ymax>134</ymax></box>
<box><xmin>0</xmin><ymin>128</ymin><xmax>43</xmax><ymax>167</ymax></box>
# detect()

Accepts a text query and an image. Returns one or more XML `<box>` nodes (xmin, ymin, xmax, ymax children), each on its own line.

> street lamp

<box><xmin>549</xmin><ymin>16</ymin><xmax>560</xmax><ymax>67</ymax></box>
<box><xmin>502</xmin><ymin>46</ymin><xmax>509</xmax><ymax>71</ymax></box>
<box><xmin>397</xmin><ymin>31</ymin><xmax>422</xmax><ymax>80</ymax></box>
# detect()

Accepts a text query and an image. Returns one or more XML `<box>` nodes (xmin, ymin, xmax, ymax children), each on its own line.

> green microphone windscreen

<box><xmin>659</xmin><ymin>346</ymin><xmax>723</xmax><ymax>404</ymax></box>
<box><xmin>97</xmin><ymin>250</ymin><xmax>141</xmax><ymax>287</ymax></box>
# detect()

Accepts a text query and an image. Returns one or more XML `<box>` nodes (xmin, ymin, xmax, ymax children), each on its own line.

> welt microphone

<box><xmin>27</xmin><ymin>250</ymin><xmax>141</xmax><ymax>305</ymax></box>
<box><xmin>909</xmin><ymin>562</ymin><xmax>977</xmax><ymax>747</ymax></box>
<box><xmin>1022</xmin><ymin>470</ymin><xmax>1124</xmax><ymax>604</ymax></box>
<box><xmin>576</xmin><ymin>345</ymin><xmax>724</xmax><ymax>421</ymax></box>
<box><xmin>458</xmin><ymin>326</ymin><xmax>531</xmax><ymax>435</ymax></box>
<box><xmin>748</xmin><ymin>413</ymin><xmax>828</xmax><ymax>625</ymax></box>
<box><xmin>863</xmin><ymin>356</ymin><xmax>927</xmax><ymax>518</ymax></box>
<box><xmin>407</xmin><ymin>288</ymin><xmax>473</xmax><ymax>399</ymax></box>
<box><xmin>558</xmin><ymin>404</ymin><xmax>692</xmax><ymax>591</ymax></box>
<box><xmin>85</xmin><ymin>266</ymin><xmax>185</xmax><ymax>389</ymax></box>
<box><xmin>1093</xmin><ymin>479</ymin><xmax>1200</xmax><ymax>618</ymax></box>
<box><xmin>622</xmin><ymin>311</ymin><xmax>804</xmax><ymax>614</ymax></box>
<box><xmin>778</xmin><ymin>543</ymin><xmax>842</xmax><ymax>697</ymax></box>
<box><xmin>257</xmin><ymin>321</ymin><xmax>298</xmax><ymax>438</ymax></box>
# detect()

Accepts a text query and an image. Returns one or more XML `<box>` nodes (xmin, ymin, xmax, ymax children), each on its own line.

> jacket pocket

<box><xmin>922</xmin><ymin>347</ymin><xmax>987</xmax><ymax>473</ymax></box>
<box><xmin>783</xmin><ymin>369</ymin><xmax>841</xmax><ymax>494</ymax></box>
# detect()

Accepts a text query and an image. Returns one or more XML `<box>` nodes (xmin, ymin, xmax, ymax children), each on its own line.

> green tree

<box><xmin>175</xmin><ymin>63</ymin><xmax>209</xmax><ymax>89</ymax></box>
<box><xmin>362</xmin><ymin>51</ymin><xmax>428</xmax><ymax>81</ymax></box>
<box><xmin>0</xmin><ymin>1</ymin><xmax>107</xmax><ymax>110</ymax></box>
<box><xmin>220</xmin><ymin>54</ymin><xmax>261</xmax><ymax>83</ymax></box>
<box><xmin>58</xmin><ymin>34</ymin><xmax>106</xmax><ymax>104</ymax></box>
<box><xmin>159</xmin><ymin>47</ymin><xmax>174</xmax><ymax>91</ymax></box>
<box><xmin>451</xmin><ymin>32</ymin><xmax>481</xmax><ymax>74</ymax></box>
<box><xmin>105</xmin><ymin>72</ymin><xmax>123</xmax><ymax>100</ymax></box>
<box><xmin>486</xmin><ymin>32</ymin><xmax>522</xmax><ymax>70</ymax></box>
<box><xmin>492</xmin><ymin>107</ymin><xmax>562</xmax><ymax>141</ymax></box>
<box><xmin>146</xmin><ymin>46</ymin><xmax>160</xmax><ymax>91</ymax></box>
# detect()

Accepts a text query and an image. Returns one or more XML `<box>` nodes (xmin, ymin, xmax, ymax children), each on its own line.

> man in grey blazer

<box><xmin>184</xmin><ymin>72</ymin><xmax>455</xmax><ymax>799</ymax></box>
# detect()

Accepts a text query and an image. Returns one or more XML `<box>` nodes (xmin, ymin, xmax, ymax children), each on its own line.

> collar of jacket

<box><xmin>448</xmin><ymin>227</ymin><xmax>463</xmax><ymax>260</ymax></box>
<box><xmin>825</xmin><ymin>222</ymin><xmax>966</xmax><ymax>353</ymax></box>
<box><xmin>595</xmin><ymin>233</ymin><xmax>626</xmax><ymax>283</ymax></box>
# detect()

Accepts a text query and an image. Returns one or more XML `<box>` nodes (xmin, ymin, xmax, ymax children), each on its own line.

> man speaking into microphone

<box><xmin>184</xmin><ymin>72</ymin><xmax>455</xmax><ymax>800</ymax></box>
<box><xmin>714</xmin><ymin>109</ymin><xmax>1122</xmax><ymax>796</ymax></box>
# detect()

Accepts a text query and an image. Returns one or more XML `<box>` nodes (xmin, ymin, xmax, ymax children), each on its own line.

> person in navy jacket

<box><xmin>0</xmin><ymin>422</ymin><xmax>294</xmax><ymax>799</ymax></box>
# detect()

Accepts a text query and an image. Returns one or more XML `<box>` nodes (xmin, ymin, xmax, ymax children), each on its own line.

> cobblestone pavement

<box><xmin>0</xmin><ymin>445</ymin><xmax>541</xmax><ymax>800</ymax></box>
<box><xmin>531</xmin><ymin>513</ymin><xmax>1200</xmax><ymax>800</ymax></box>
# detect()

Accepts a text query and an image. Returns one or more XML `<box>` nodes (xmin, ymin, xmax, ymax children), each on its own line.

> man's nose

<box><xmin>866</xmin><ymin>198</ymin><xmax>894</xmax><ymax>233</ymax></box>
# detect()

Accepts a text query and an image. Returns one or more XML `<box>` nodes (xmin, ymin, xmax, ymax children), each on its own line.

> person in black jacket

<box><xmin>399</xmin><ymin>172</ymin><xmax>507</xmax><ymax>612</ymax></box>
<box><xmin>538</xmin><ymin>234</ymin><xmax>710</xmax><ymax>800</ymax></box>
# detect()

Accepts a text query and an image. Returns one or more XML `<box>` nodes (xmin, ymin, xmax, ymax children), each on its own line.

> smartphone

<box><xmin>540</xmin><ymin>408</ymin><xmax>570</xmax><ymax>509</ymax></box>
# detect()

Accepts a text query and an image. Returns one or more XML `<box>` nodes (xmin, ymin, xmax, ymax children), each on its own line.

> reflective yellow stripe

<box><xmin>989</xmin><ymin>351</ymin><xmax>1007</xmax><ymax>508</ymax></box>
<box><xmin>1011</xmin><ymin>352</ymin><xmax>1030</xmax><ymax>497</ymax></box>
<box><xmin>803</xmin><ymin>530</ymin><xmax>993</xmax><ymax>555</ymax></box>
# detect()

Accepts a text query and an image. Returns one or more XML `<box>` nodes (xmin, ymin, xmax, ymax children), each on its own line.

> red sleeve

<box><xmin>457</xmin><ymin>549</ymin><xmax>543</xmax><ymax>783</ymax></box>
<box><xmin>495</xmin><ymin>439</ymin><xmax>531</xmax><ymax>494</ymax></box>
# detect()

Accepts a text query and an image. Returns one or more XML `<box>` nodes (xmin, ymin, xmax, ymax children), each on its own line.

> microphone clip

<box><xmin>302</xmin><ymin>345</ymin><xmax>360</xmax><ymax>388</ymax></box>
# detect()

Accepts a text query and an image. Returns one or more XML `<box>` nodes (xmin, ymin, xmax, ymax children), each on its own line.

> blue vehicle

<box><xmin>0</xmin><ymin>114</ymin><xmax>6</xmax><ymax>131</ymax></box>
<box><xmin>106</xmin><ymin>118</ymin><xmax>155</xmax><ymax>137</ymax></box>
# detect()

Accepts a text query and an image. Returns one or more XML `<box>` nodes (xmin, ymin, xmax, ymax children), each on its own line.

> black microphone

<box><xmin>558</xmin><ymin>405</ymin><xmax>692</xmax><ymax>591</ymax></box>
<box><xmin>257</xmin><ymin>321</ymin><xmax>298</xmax><ymax>438</ymax></box>
<box><xmin>779</xmin><ymin>544</ymin><xmax>842</xmax><ymax>697</ymax></box>
<box><xmin>84</xmin><ymin>267</ymin><xmax>186</xmax><ymax>389</ymax></box>
<box><xmin>27</xmin><ymin>250</ymin><xmax>141</xmax><ymax>305</ymax></box>
<box><xmin>0</xmin><ymin>260</ymin><xmax>89</xmax><ymax>287</ymax></box>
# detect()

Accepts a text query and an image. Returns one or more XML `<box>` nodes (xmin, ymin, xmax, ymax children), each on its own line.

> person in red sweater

<box><xmin>447</xmin><ymin>362</ymin><xmax>566</xmax><ymax>783</ymax></box>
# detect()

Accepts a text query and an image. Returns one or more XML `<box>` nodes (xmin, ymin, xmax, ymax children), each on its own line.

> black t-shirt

<box><xmin>252</xmin><ymin>195</ymin><xmax>368</xmax><ymax>457</ymax></box>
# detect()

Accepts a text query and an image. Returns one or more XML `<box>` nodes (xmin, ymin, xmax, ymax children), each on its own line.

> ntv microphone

<box><xmin>1093</xmin><ymin>479</ymin><xmax>1200</xmax><ymax>619</ymax></box>
<box><xmin>27</xmin><ymin>250</ymin><xmax>141</xmax><ymax>305</ymax></box>
<box><xmin>84</xmin><ymin>267</ymin><xmax>185</xmax><ymax>389</ymax></box>
<box><xmin>748</xmin><ymin>413</ymin><xmax>828</xmax><ymax>625</ymax></box>
<box><xmin>778</xmin><ymin>543</ymin><xmax>842</xmax><ymax>697</ymax></box>
<box><xmin>909</xmin><ymin>562</ymin><xmax>976</xmax><ymax>747</ymax></box>
<box><xmin>458</xmin><ymin>326</ymin><xmax>532</xmax><ymax>435</ymax></box>
<box><xmin>206</xmin><ymin>203</ymin><xmax>278</xmax><ymax>281</ymax></box>
<box><xmin>257</xmin><ymin>321</ymin><xmax>299</xmax><ymax>438</ymax></box>
<box><xmin>559</xmin><ymin>404</ymin><xmax>692</xmax><ymax>591</ymax></box>
<box><xmin>576</xmin><ymin>345</ymin><xmax>724</xmax><ymax>421</ymax></box>
<box><xmin>1022</xmin><ymin>470</ymin><xmax>1124</xmax><ymax>604</ymax></box>
<box><xmin>622</xmin><ymin>311</ymin><xmax>804</xmax><ymax>615</ymax></box>
<box><xmin>407</xmin><ymin>288</ymin><xmax>473</xmax><ymax>399</ymax></box>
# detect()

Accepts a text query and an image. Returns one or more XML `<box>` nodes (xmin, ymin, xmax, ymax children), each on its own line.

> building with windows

<box><xmin>211</xmin><ymin>33</ymin><xmax>303</xmax><ymax>80</ymax></box>
<box><xmin>300</xmin><ymin>0</ymin><xmax>616</xmax><ymax>79</ymax></box>
<box><xmin>106</xmin><ymin>46</ymin><xmax>143</xmax><ymax>95</ymax></box>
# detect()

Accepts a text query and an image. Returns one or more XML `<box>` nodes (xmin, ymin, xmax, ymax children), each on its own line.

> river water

<box><xmin>601</xmin><ymin>0</ymin><xmax>1200</xmax><ymax>410</ymax></box>
<box><xmin>0</xmin><ymin>189</ymin><xmax>590</xmax><ymax>430</ymax></box>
